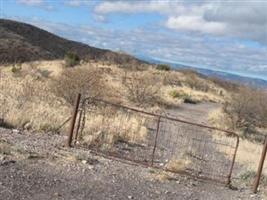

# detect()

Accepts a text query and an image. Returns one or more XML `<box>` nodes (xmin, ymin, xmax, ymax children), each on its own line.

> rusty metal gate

<box><xmin>74</xmin><ymin>97</ymin><xmax>239</xmax><ymax>184</ymax></box>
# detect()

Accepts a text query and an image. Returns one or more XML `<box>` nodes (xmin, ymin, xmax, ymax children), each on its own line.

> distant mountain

<box><xmin>0</xmin><ymin>19</ymin><xmax>146</xmax><ymax>66</ymax></box>
<box><xmin>193</xmin><ymin>68</ymin><xmax>267</xmax><ymax>88</ymax></box>
<box><xmin>138</xmin><ymin>56</ymin><xmax>267</xmax><ymax>88</ymax></box>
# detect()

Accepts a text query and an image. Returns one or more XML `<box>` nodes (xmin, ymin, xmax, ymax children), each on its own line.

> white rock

<box><xmin>12</xmin><ymin>129</ymin><xmax>20</xmax><ymax>134</ymax></box>
<box><xmin>81</xmin><ymin>160</ymin><xmax>87</xmax><ymax>164</ymax></box>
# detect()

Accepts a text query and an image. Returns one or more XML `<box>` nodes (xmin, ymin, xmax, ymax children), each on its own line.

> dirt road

<box><xmin>0</xmin><ymin>102</ymin><xmax>264</xmax><ymax>200</ymax></box>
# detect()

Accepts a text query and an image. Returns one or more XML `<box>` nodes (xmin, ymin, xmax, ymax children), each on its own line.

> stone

<box><xmin>81</xmin><ymin>160</ymin><xmax>87</xmax><ymax>164</ymax></box>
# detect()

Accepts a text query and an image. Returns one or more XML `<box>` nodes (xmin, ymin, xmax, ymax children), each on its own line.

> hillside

<box><xmin>0</xmin><ymin>19</ymin><xmax>146</xmax><ymax>66</ymax></box>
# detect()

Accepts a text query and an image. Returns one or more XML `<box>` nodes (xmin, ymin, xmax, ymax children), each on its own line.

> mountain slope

<box><xmin>0</xmin><ymin>19</ymin><xmax>146</xmax><ymax>65</ymax></box>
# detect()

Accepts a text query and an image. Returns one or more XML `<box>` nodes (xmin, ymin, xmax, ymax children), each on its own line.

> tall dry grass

<box><xmin>209</xmin><ymin>108</ymin><xmax>267</xmax><ymax>177</ymax></box>
<box><xmin>0</xmin><ymin>67</ymin><xmax>70</xmax><ymax>131</ymax></box>
<box><xmin>0</xmin><ymin>60</ymin><xmax>227</xmax><ymax>148</ymax></box>
<box><xmin>81</xmin><ymin>111</ymin><xmax>148</xmax><ymax>148</ymax></box>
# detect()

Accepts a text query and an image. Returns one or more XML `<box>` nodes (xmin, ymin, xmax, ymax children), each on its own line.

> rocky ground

<box><xmin>0</xmin><ymin>103</ymin><xmax>266</xmax><ymax>200</ymax></box>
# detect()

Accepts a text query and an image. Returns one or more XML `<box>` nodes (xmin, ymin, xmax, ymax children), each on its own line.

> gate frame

<box><xmin>69</xmin><ymin>96</ymin><xmax>240</xmax><ymax>185</ymax></box>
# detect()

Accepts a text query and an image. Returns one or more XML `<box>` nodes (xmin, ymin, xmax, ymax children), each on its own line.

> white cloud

<box><xmin>64</xmin><ymin>0</ymin><xmax>94</xmax><ymax>7</ymax></box>
<box><xmin>166</xmin><ymin>15</ymin><xmax>226</xmax><ymax>35</ymax></box>
<box><xmin>65</xmin><ymin>0</ymin><xmax>82</xmax><ymax>7</ymax></box>
<box><xmin>95</xmin><ymin>0</ymin><xmax>185</xmax><ymax>15</ymax></box>
<box><xmin>94</xmin><ymin>0</ymin><xmax>267</xmax><ymax>44</ymax></box>
<box><xmin>17</xmin><ymin>0</ymin><xmax>54</xmax><ymax>10</ymax></box>
<box><xmin>17</xmin><ymin>0</ymin><xmax>43</xmax><ymax>6</ymax></box>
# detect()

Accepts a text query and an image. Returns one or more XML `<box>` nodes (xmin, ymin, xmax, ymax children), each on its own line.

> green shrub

<box><xmin>169</xmin><ymin>90</ymin><xmax>198</xmax><ymax>104</ymax></box>
<box><xmin>11</xmin><ymin>65</ymin><xmax>22</xmax><ymax>74</ymax></box>
<box><xmin>156</xmin><ymin>64</ymin><xmax>171</xmax><ymax>71</ymax></box>
<box><xmin>64</xmin><ymin>51</ymin><xmax>80</xmax><ymax>67</ymax></box>
<box><xmin>169</xmin><ymin>90</ymin><xmax>187</xmax><ymax>99</ymax></box>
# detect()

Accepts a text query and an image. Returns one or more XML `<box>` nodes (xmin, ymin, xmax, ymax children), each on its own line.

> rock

<box><xmin>128</xmin><ymin>195</ymin><xmax>134</xmax><ymax>199</ymax></box>
<box><xmin>12</xmin><ymin>129</ymin><xmax>20</xmax><ymax>134</ymax></box>
<box><xmin>0</xmin><ymin>155</ymin><xmax>5</xmax><ymax>161</ymax></box>
<box><xmin>88</xmin><ymin>165</ymin><xmax>94</xmax><ymax>170</ymax></box>
<box><xmin>81</xmin><ymin>160</ymin><xmax>87</xmax><ymax>164</ymax></box>
<box><xmin>0</xmin><ymin>160</ymin><xmax>16</xmax><ymax>166</ymax></box>
<box><xmin>23</xmin><ymin>122</ymin><xmax>32</xmax><ymax>130</ymax></box>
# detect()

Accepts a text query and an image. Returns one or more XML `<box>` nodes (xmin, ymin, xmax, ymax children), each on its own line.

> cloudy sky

<box><xmin>1</xmin><ymin>0</ymin><xmax>267</xmax><ymax>79</ymax></box>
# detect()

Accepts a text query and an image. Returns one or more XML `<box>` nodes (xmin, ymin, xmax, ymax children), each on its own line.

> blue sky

<box><xmin>1</xmin><ymin>0</ymin><xmax>267</xmax><ymax>79</ymax></box>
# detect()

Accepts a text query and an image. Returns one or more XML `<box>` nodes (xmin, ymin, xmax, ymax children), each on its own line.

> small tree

<box><xmin>123</xmin><ymin>72</ymin><xmax>161</xmax><ymax>105</ymax></box>
<box><xmin>64</xmin><ymin>51</ymin><xmax>80</xmax><ymax>67</ymax></box>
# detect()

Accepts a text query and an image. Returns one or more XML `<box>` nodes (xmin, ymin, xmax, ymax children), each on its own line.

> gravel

<box><xmin>0</xmin><ymin>102</ymin><xmax>266</xmax><ymax>200</ymax></box>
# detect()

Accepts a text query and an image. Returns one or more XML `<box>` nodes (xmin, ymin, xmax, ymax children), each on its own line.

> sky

<box><xmin>1</xmin><ymin>0</ymin><xmax>267</xmax><ymax>79</ymax></box>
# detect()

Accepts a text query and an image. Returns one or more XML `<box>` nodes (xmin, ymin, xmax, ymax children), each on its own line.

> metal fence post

<box><xmin>73</xmin><ymin>108</ymin><xmax>83</xmax><ymax>145</ymax></box>
<box><xmin>66</xmin><ymin>93</ymin><xmax>81</xmax><ymax>147</ymax></box>
<box><xmin>151</xmin><ymin>116</ymin><xmax>161</xmax><ymax>166</ymax></box>
<box><xmin>253</xmin><ymin>136</ymin><xmax>267</xmax><ymax>193</ymax></box>
<box><xmin>227</xmin><ymin>136</ymin><xmax>239</xmax><ymax>186</ymax></box>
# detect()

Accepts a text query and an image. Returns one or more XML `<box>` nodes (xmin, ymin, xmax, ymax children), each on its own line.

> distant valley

<box><xmin>138</xmin><ymin>56</ymin><xmax>267</xmax><ymax>88</ymax></box>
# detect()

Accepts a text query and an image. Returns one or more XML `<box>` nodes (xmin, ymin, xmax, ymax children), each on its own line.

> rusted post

<box><xmin>66</xmin><ymin>93</ymin><xmax>81</xmax><ymax>147</ymax></box>
<box><xmin>227</xmin><ymin>136</ymin><xmax>239</xmax><ymax>186</ymax></box>
<box><xmin>253</xmin><ymin>136</ymin><xmax>267</xmax><ymax>193</ymax></box>
<box><xmin>73</xmin><ymin>109</ymin><xmax>83</xmax><ymax>145</ymax></box>
<box><xmin>151</xmin><ymin>116</ymin><xmax>161</xmax><ymax>166</ymax></box>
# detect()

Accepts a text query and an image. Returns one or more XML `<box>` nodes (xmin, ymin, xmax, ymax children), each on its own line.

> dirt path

<box><xmin>166</xmin><ymin>102</ymin><xmax>220</xmax><ymax>123</ymax></box>
<box><xmin>150</xmin><ymin>102</ymin><xmax>233</xmax><ymax>181</ymax></box>
<box><xmin>0</xmin><ymin>103</ymin><xmax>265</xmax><ymax>200</ymax></box>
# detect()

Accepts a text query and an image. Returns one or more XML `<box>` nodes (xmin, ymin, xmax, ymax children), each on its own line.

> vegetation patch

<box><xmin>64</xmin><ymin>51</ymin><xmax>80</xmax><ymax>67</ymax></box>
<box><xmin>165</xmin><ymin>158</ymin><xmax>191</xmax><ymax>173</ymax></box>
<box><xmin>156</xmin><ymin>64</ymin><xmax>171</xmax><ymax>71</ymax></box>
<box><xmin>168</xmin><ymin>90</ymin><xmax>199</xmax><ymax>104</ymax></box>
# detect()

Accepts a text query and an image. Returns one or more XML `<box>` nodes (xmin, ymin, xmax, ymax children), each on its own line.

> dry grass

<box><xmin>81</xmin><ymin>111</ymin><xmax>148</xmax><ymax>148</ymax></box>
<box><xmin>165</xmin><ymin>157</ymin><xmax>191</xmax><ymax>173</ymax></box>
<box><xmin>0</xmin><ymin>67</ymin><xmax>71</xmax><ymax>131</ymax></box>
<box><xmin>164</xmin><ymin>85</ymin><xmax>224</xmax><ymax>104</ymax></box>
<box><xmin>0</xmin><ymin>139</ymin><xmax>28</xmax><ymax>160</ymax></box>
<box><xmin>0</xmin><ymin>60</ymin><xmax>226</xmax><ymax>148</ymax></box>
<box><xmin>148</xmin><ymin>170</ymin><xmax>177</xmax><ymax>182</ymax></box>
<box><xmin>209</xmin><ymin>108</ymin><xmax>267</xmax><ymax>177</ymax></box>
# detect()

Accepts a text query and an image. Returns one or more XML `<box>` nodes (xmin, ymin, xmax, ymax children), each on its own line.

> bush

<box><xmin>64</xmin><ymin>52</ymin><xmax>80</xmax><ymax>67</ymax></box>
<box><xmin>156</xmin><ymin>64</ymin><xmax>171</xmax><ymax>71</ymax></box>
<box><xmin>185</xmin><ymin>73</ymin><xmax>210</xmax><ymax>92</ymax></box>
<box><xmin>123</xmin><ymin>72</ymin><xmax>161</xmax><ymax>105</ymax></box>
<box><xmin>163</xmin><ymin>72</ymin><xmax>183</xmax><ymax>86</ymax></box>
<box><xmin>169</xmin><ymin>90</ymin><xmax>187</xmax><ymax>99</ymax></box>
<box><xmin>51</xmin><ymin>67</ymin><xmax>107</xmax><ymax>105</ymax></box>
<box><xmin>169</xmin><ymin>90</ymin><xmax>198</xmax><ymax>104</ymax></box>
<box><xmin>11</xmin><ymin>65</ymin><xmax>22</xmax><ymax>75</ymax></box>
<box><xmin>223</xmin><ymin>87</ymin><xmax>267</xmax><ymax>136</ymax></box>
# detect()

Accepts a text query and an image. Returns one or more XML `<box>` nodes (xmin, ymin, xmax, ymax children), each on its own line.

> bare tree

<box><xmin>223</xmin><ymin>87</ymin><xmax>267</xmax><ymax>136</ymax></box>
<box><xmin>123</xmin><ymin>72</ymin><xmax>161</xmax><ymax>105</ymax></box>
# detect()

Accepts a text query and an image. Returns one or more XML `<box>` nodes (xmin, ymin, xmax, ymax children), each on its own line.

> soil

<box><xmin>0</xmin><ymin>102</ymin><xmax>265</xmax><ymax>200</ymax></box>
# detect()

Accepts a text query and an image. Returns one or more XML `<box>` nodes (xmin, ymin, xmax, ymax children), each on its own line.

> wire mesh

<box><xmin>77</xmin><ymin>98</ymin><xmax>239</xmax><ymax>183</ymax></box>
